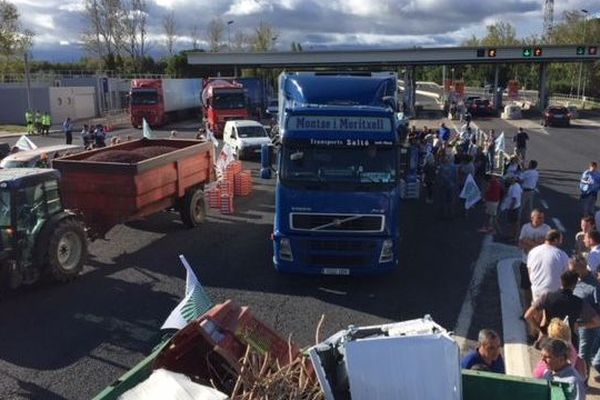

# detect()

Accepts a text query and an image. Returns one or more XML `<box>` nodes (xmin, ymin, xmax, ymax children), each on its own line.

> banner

<box><xmin>494</xmin><ymin>132</ymin><xmax>505</xmax><ymax>153</ymax></box>
<box><xmin>15</xmin><ymin>135</ymin><xmax>37</xmax><ymax>151</ymax></box>
<box><xmin>216</xmin><ymin>143</ymin><xmax>236</xmax><ymax>178</ymax></box>
<box><xmin>459</xmin><ymin>174</ymin><xmax>482</xmax><ymax>209</ymax></box>
<box><xmin>161</xmin><ymin>255</ymin><xmax>213</xmax><ymax>331</ymax></box>
<box><xmin>143</xmin><ymin>118</ymin><xmax>156</xmax><ymax>139</ymax></box>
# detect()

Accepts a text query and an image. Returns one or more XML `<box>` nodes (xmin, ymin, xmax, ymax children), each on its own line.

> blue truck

<box><xmin>271</xmin><ymin>72</ymin><xmax>404</xmax><ymax>275</ymax></box>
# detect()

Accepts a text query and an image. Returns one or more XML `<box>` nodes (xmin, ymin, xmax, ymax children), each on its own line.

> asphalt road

<box><xmin>0</xmin><ymin>114</ymin><xmax>598</xmax><ymax>399</ymax></box>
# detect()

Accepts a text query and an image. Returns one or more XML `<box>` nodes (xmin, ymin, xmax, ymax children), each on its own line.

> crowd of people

<box><xmin>412</xmin><ymin>121</ymin><xmax>600</xmax><ymax>398</ymax></box>
<box><xmin>24</xmin><ymin>110</ymin><xmax>52</xmax><ymax>136</ymax></box>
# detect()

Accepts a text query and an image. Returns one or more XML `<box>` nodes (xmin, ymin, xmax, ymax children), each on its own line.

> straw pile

<box><xmin>229</xmin><ymin>346</ymin><xmax>323</xmax><ymax>400</ymax></box>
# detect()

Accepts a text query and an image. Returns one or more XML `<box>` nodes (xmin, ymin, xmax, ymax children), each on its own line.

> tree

<box><xmin>162</xmin><ymin>10</ymin><xmax>177</xmax><ymax>56</ymax></box>
<box><xmin>232</xmin><ymin>30</ymin><xmax>250</xmax><ymax>51</ymax></box>
<box><xmin>0</xmin><ymin>0</ymin><xmax>34</xmax><ymax>79</ymax></box>
<box><xmin>251</xmin><ymin>22</ymin><xmax>277</xmax><ymax>51</ymax></box>
<box><xmin>206</xmin><ymin>18</ymin><xmax>225</xmax><ymax>52</ymax></box>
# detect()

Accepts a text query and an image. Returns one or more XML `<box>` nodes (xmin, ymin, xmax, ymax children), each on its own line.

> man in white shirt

<box><xmin>527</xmin><ymin>229</ymin><xmax>570</xmax><ymax>302</ymax></box>
<box><xmin>584</xmin><ymin>230</ymin><xmax>600</xmax><ymax>274</ymax></box>
<box><xmin>501</xmin><ymin>177</ymin><xmax>523</xmax><ymax>241</ymax></box>
<box><xmin>519</xmin><ymin>209</ymin><xmax>552</xmax><ymax>306</ymax></box>
<box><xmin>520</xmin><ymin>160</ymin><xmax>539</xmax><ymax>223</ymax></box>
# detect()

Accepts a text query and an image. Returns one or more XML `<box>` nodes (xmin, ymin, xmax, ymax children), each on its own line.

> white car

<box><xmin>223</xmin><ymin>120</ymin><xmax>271</xmax><ymax>159</ymax></box>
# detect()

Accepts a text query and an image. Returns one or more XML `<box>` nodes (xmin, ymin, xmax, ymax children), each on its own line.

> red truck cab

<box><xmin>130</xmin><ymin>79</ymin><xmax>164</xmax><ymax>128</ymax></box>
<box><xmin>202</xmin><ymin>79</ymin><xmax>250</xmax><ymax>137</ymax></box>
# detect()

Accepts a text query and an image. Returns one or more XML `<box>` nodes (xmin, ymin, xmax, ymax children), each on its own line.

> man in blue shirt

<box><xmin>461</xmin><ymin>329</ymin><xmax>506</xmax><ymax>373</ymax></box>
<box><xmin>438</xmin><ymin>123</ymin><xmax>451</xmax><ymax>143</ymax></box>
<box><xmin>580</xmin><ymin>161</ymin><xmax>600</xmax><ymax>216</ymax></box>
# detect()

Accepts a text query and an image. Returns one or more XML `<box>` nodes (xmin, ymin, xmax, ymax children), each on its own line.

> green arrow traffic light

<box><xmin>577</xmin><ymin>46</ymin><xmax>586</xmax><ymax>55</ymax></box>
<box><xmin>523</xmin><ymin>48</ymin><xmax>532</xmax><ymax>57</ymax></box>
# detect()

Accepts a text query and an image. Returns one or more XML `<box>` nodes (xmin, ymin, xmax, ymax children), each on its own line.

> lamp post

<box><xmin>576</xmin><ymin>9</ymin><xmax>588</xmax><ymax>99</ymax></box>
<box><xmin>227</xmin><ymin>20</ymin><xmax>234</xmax><ymax>50</ymax></box>
<box><xmin>271</xmin><ymin>35</ymin><xmax>278</xmax><ymax>51</ymax></box>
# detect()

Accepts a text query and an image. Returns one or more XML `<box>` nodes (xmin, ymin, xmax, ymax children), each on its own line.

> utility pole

<box><xmin>24</xmin><ymin>52</ymin><xmax>32</xmax><ymax>111</ymax></box>
<box><xmin>227</xmin><ymin>20</ymin><xmax>234</xmax><ymax>51</ymax></box>
<box><xmin>576</xmin><ymin>9</ymin><xmax>588</xmax><ymax>99</ymax></box>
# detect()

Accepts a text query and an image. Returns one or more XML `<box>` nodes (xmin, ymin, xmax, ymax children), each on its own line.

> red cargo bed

<box><xmin>53</xmin><ymin>138</ymin><xmax>214</xmax><ymax>237</ymax></box>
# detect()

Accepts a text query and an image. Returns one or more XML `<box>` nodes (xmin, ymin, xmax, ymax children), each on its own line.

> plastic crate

<box><xmin>220</xmin><ymin>193</ymin><xmax>234</xmax><ymax>214</ymax></box>
<box><xmin>207</xmin><ymin>188</ymin><xmax>221</xmax><ymax>208</ymax></box>
<box><xmin>234</xmin><ymin>170</ymin><xmax>253</xmax><ymax>196</ymax></box>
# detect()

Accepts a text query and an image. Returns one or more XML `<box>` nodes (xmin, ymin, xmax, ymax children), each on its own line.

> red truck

<box><xmin>129</xmin><ymin>79</ymin><xmax>203</xmax><ymax>128</ymax></box>
<box><xmin>201</xmin><ymin>78</ymin><xmax>250</xmax><ymax>137</ymax></box>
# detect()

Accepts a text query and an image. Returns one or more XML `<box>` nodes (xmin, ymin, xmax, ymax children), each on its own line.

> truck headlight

<box><xmin>379</xmin><ymin>239</ymin><xmax>394</xmax><ymax>263</ymax></box>
<box><xmin>279</xmin><ymin>238</ymin><xmax>293</xmax><ymax>261</ymax></box>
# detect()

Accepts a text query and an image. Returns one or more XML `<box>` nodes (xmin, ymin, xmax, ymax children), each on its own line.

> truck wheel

<box><xmin>47</xmin><ymin>218</ymin><xmax>87</xmax><ymax>282</ymax></box>
<box><xmin>180</xmin><ymin>188</ymin><xmax>206</xmax><ymax>228</ymax></box>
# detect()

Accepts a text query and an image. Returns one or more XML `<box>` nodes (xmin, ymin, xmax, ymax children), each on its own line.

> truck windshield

<box><xmin>281</xmin><ymin>145</ymin><xmax>397</xmax><ymax>188</ymax></box>
<box><xmin>238</xmin><ymin>126</ymin><xmax>267</xmax><ymax>138</ymax></box>
<box><xmin>214</xmin><ymin>92</ymin><xmax>246</xmax><ymax>109</ymax></box>
<box><xmin>130</xmin><ymin>90</ymin><xmax>159</xmax><ymax>105</ymax></box>
<box><xmin>0</xmin><ymin>189</ymin><xmax>11</xmax><ymax>227</ymax></box>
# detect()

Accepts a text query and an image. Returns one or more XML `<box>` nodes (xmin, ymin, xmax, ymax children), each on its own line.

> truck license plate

<box><xmin>321</xmin><ymin>268</ymin><xmax>350</xmax><ymax>276</ymax></box>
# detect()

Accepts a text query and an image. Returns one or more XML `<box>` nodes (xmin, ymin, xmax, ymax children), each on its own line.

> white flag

<box><xmin>143</xmin><ymin>118</ymin><xmax>156</xmax><ymax>139</ymax></box>
<box><xmin>495</xmin><ymin>132</ymin><xmax>505</xmax><ymax>153</ymax></box>
<box><xmin>15</xmin><ymin>135</ymin><xmax>37</xmax><ymax>151</ymax></box>
<box><xmin>161</xmin><ymin>255</ymin><xmax>213</xmax><ymax>331</ymax></box>
<box><xmin>459</xmin><ymin>174</ymin><xmax>482</xmax><ymax>209</ymax></box>
<box><xmin>215</xmin><ymin>143</ymin><xmax>236</xmax><ymax>179</ymax></box>
<box><xmin>207</xmin><ymin>129</ymin><xmax>219</xmax><ymax>148</ymax></box>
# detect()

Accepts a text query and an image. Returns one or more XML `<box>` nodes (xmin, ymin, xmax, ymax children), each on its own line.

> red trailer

<box><xmin>53</xmin><ymin>138</ymin><xmax>214</xmax><ymax>238</ymax></box>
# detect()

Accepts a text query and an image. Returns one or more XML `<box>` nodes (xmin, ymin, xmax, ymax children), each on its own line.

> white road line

<box><xmin>552</xmin><ymin>217</ymin><xmax>566</xmax><ymax>233</ymax></box>
<box><xmin>497</xmin><ymin>258</ymin><xmax>532</xmax><ymax>377</ymax></box>
<box><xmin>454</xmin><ymin>235</ymin><xmax>521</xmax><ymax>352</ymax></box>
<box><xmin>539</xmin><ymin>199</ymin><xmax>550</xmax><ymax>210</ymax></box>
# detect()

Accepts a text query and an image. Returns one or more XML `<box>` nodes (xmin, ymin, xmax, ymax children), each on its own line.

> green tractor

<box><xmin>0</xmin><ymin>168</ymin><xmax>87</xmax><ymax>293</ymax></box>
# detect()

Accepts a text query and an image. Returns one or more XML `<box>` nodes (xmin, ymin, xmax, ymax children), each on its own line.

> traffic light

<box><xmin>577</xmin><ymin>46</ymin><xmax>586</xmax><ymax>55</ymax></box>
<box><xmin>522</xmin><ymin>48</ymin><xmax>532</xmax><ymax>57</ymax></box>
<box><xmin>590</xmin><ymin>46</ymin><xmax>598</xmax><ymax>55</ymax></box>
<box><xmin>476</xmin><ymin>48</ymin><xmax>485</xmax><ymax>57</ymax></box>
<box><xmin>533</xmin><ymin>47</ymin><xmax>543</xmax><ymax>57</ymax></box>
<box><xmin>488</xmin><ymin>49</ymin><xmax>497</xmax><ymax>57</ymax></box>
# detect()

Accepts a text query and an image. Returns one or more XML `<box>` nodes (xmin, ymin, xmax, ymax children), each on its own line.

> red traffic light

<box><xmin>488</xmin><ymin>49</ymin><xmax>497</xmax><ymax>57</ymax></box>
<box><xmin>590</xmin><ymin>46</ymin><xmax>598</xmax><ymax>55</ymax></box>
<box><xmin>534</xmin><ymin>47</ymin><xmax>543</xmax><ymax>57</ymax></box>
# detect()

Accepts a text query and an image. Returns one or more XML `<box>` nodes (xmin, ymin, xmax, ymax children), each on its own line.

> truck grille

<box><xmin>290</xmin><ymin>213</ymin><xmax>384</xmax><ymax>232</ymax></box>
<box><xmin>308</xmin><ymin>240</ymin><xmax>377</xmax><ymax>252</ymax></box>
<box><xmin>307</xmin><ymin>254</ymin><xmax>368</xmax><ymax>267</ymax></box>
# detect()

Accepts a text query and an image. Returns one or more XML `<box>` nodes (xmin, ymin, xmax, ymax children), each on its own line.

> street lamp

<box><xmin>271</xmin><ymin>35</ymin><xmax>278</xmax><ymax>51</ymax></box>
<box><xmin>227</xmin><ymin>20</ymin><xmax>234</xmax><ymax>50</ymax></box>
<box><xmin>576</xmin><ymin>9</ymin><xmax>588</xmax><ymax>99</ymax></box>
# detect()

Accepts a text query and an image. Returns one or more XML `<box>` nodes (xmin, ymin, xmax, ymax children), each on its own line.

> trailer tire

<box><xmin>180</xmin><ymin>188</ymin><xmax>206</xmax><ymax>228</ymax></box>
<box><xmin>47</xmin><ymin>218</ymin><xmax>88</xmax><ymax>282</ymax></box>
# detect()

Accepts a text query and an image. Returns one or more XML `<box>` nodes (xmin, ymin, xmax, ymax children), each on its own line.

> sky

<box><xmin>10</xmin><ymin>0</ymin><xmax>597</xmax><ymax>62</ymax></box>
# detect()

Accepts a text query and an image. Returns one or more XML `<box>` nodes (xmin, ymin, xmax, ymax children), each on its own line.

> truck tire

<box><xmin>47</xmin><ymin>218</ymin><xmax>88</xmax><ymax>282</ymax></box>
<box><xmin>180</xmin><ymin>188</ymin><xmax>206</xmax><ymax>228</ymax></box>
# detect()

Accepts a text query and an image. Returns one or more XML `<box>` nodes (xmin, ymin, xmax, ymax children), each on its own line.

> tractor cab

<box><xmin>0</xmin><ymin>168</ymin><xmax>86</xmax><ymax>291</ymax></box>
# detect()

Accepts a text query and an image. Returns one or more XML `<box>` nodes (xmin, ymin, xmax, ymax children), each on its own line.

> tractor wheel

<box><xmin>180</xmin><ymin>188</ymin><xmax>206</xmax><ymax>228</ymax></box>
<box><xmin>47</xmin><ymin>218</ymin><xmax>87</xmax><ymax>282</ymax></box>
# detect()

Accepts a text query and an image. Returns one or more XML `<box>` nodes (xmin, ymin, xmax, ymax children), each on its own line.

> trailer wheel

<box><xmin>47</xmin><ymin>218</ymin><xmax>88</xmax><ymax>282</ymax></box>
<box><xmin>180</xmin><ymin>188</ymin><xmax>206</xmax><ymax>228</ymax></box>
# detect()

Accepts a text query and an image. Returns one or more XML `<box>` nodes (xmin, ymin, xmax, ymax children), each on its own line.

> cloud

<box><xmin>10</xmin><ymin>0</ymin><xmax>592</xmax><ymax>61</ymax></box>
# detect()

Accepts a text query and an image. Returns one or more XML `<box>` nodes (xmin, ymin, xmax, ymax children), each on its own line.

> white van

<box><xmin>223</xmin><ymin>120</ymin><xmax>271</xmax><ymax>159</ymax></box>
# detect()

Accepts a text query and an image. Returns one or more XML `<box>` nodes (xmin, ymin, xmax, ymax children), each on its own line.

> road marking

<box><xmin>497</xmin><ymin>258</ymin><xmax>532</xmax><ymax>377</ymax></box>
<box><xmin>453</xmin><ymin>235</ymin><xmax>521</xmax><ymax>352</ymax></box>
<box><xmin>539</xmin><ymin>199</ymin><xmax>549</xmax><ymax>210</ymax></box>
<box><xmin>317</xmin><ymin>287</ymin><xmax>347</xmax><ymax>296</ymax></box>
<box><xmin>552</xmin><ymin>217</ymin><xmax>566</xmax><ymax>233</ymax></box>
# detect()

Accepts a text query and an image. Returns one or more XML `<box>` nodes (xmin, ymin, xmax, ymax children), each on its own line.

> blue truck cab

<box><xmin>272</xmin><ymin>72</ymin><xmax>404</xmax><ymax>275</ymax></box>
